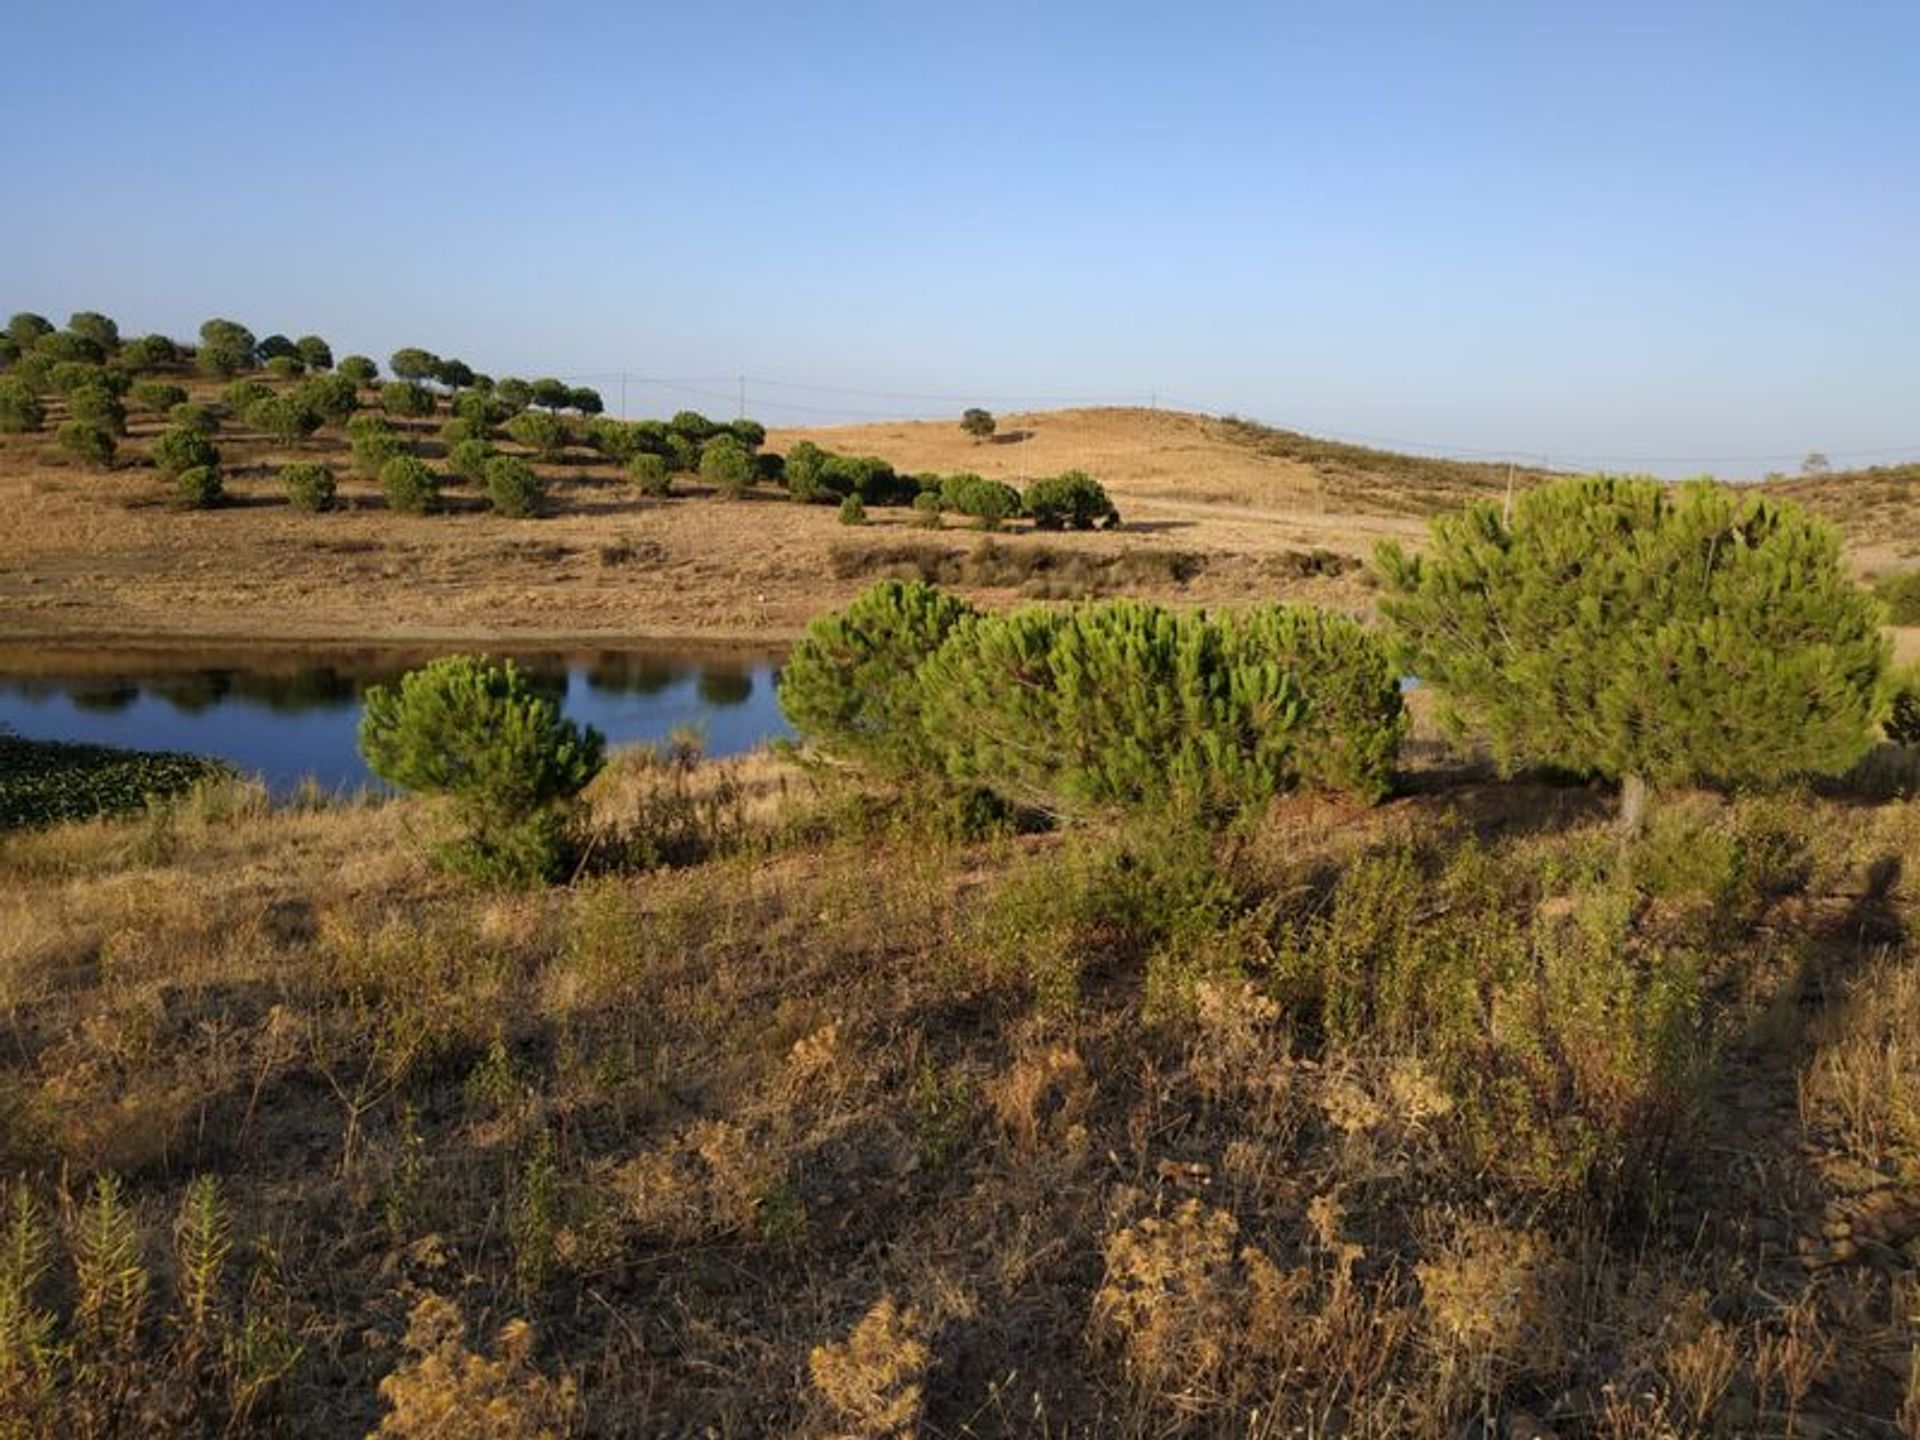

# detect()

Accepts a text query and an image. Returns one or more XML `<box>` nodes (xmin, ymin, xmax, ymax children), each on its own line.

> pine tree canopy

<box><xmin>1374</xmin><ymin>475</ymin><xmax>1890</xmax><ymax>790</ymax></box>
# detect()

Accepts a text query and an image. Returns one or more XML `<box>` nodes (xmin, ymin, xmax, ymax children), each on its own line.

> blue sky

<box><xmin>6</xmin><ymin>1</ymin><xmax>1916</xmax><ymax>475</ymax></box>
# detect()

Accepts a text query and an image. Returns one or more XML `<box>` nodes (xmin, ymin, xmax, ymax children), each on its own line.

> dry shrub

<box><xmin>808</xmin><ymin>1294</ymin><xmax>929</xmax><ymax>1438</ymax></box>
<box><xmin>618</xmin><ymin>1119</ymin><xmax>773</xmax><ymax>1242</ymax></box>
<box><xmin>373</xmin><ymin>1292</ymin><xmax>576</xmax><ymax>1438</ymax></box>
<box><xmin>1800</xmin><ymin>948</ymin><xmax>1920</xmax><ymax>1166</ymax></box>
<box><xmin>1415</xmin><ymin>1217</ymin><xmax>1571</xmax><ymax>1415</ymax></box>
<box><xmin>1093</xmin><ymin>1199</ymin><xmax>1245</xmax><ymax>1409</ymax></box>
<box><xmin>986</xmin><ymin>1042</ymin><xmax>1091</xmax><ymax>1158</ymax></box>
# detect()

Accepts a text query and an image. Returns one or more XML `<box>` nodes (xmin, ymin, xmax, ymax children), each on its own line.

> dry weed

<box><xmin>373</xmin><ymin>1292</ymin><xmax>576</xmax><ymax>1438</ymax></box>
<box><xmin>808</xmin><ymin>1294</ymin><xmax>929</xmax><ymax>1438</ymax></box>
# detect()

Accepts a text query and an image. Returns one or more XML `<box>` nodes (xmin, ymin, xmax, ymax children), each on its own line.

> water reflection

<box><xmin>0</xmin><ymin>646</ymin><xmax>790</xmax><ymax>795</ymax></box>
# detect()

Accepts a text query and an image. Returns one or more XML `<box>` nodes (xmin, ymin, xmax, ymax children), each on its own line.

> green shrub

<box><xmin>222</xmin><ymin>379</ymin><xmax>272</xmax><ymax>413</ymax></box>
<box><xmin>669</xmin><ymin>409</ymin><xmax>718</xmax><ymax>441</ymax></box>
<box><xmin>379</xmin><ymin>455</ymin><xmax>439</xmax><ymax>515</ymax></box>
<box><xmin>664</xmin><ymin>432</ymin><xmax>700</xmax><ymax>473</ymax></box>
<box><xmin>57</xmin><ymin>419</ymin><xmax>116</xmax><ymax>467</ymax></box>
<box><xmin>961</xmin><ymin>407</ymin><xmax>996</xmax><ymax>442</ymax></box>
<box><xmin>34</xmin><ymin>330</ymin><xmax>104</xmax><ymax>364</ymax></box>
<box><xmin>167</xmin><ymin>402</ymin><xmax>220</xmax><ymax>436</ymax></box>
<box><xmin>349</xmin><ymin>416</ymin><xmax>407</xmax><ymax>475</ymax></box>
<box><xmin>294</xmin><ymin>372</ymin><xmax>359</xmax><ymax>424</ymax></box>
<box><xmin>68</xmin><ymin>384</ymin><xmax>126</xmax><ymax>435</ymax></box>
<box><xmin>483</xmin><ymin>455</ymin><xmax>546</xmax><ymax>518</ymax></box>
<box><xmin>389</xmin><ymin>347</ymin><xmax>441</xmax><ymax>383</ymax></box>
<box><xmin>246</xmin><ymin>393</ymin><xmax>323</xmax><ymax>443</ymax></box>
<box><xmin>265</xmin><ymin>355</ymin><xmax>305</xmax><ymax>379</ymax></box>
<box><xmin>1378</xmin><ymin>476</ymin><xmax>1889</xmax><ymax>825</ymax></box>
<box><xmin>119</xmin><ymin>333</ymin><xmax>179</xmax><ymax>369</ymax></box>
<box><xmin>175</xmin><ymin>465</ymin><xmax>223</xmax><ymax>508</ymax></box>
<box><xmin>838</xmin><ymin>494</ymin><xmax>867</xmax><ymax>526</ymax></box>
<box><xmin>130</xmin><ymin>380</ymin><xmax>188</xmax><ymax>414</ymax></box>
<box><xmin>941</xmin><ymin>473</ymin><xmax>1022</xmax><ymax>529</ymax></box>
<box><xmin>628</xmin><ymin>453</ymin><xmax>671</xmax><ymax>497</ymax></box>
<box><xmin>6</xmin><ymin>312</ymin><xmax>53</xmax><ymax>349</ymax></box>
<box><xmin>440</xmin><ymin>417</ymin><xmax>482</xmax><ymax>448</ymax></box>
<box><xmin>448</xmin><ymin>438</ymin><xmax>496</xmax><ymax>483</ymax></box>
<box><xmin>1874</xmin><ymin>570</ymin><xmax>1920</xmax><ymax>626</ymax></box>
<box><xmin>699</xmin><ymin>435</ymin><xmax>754</xmax><ymax>496</ymax></box>
<box><xmin>357</xmin><ymin>655</ymin><xmax>605</xmax><ymax>885</ymax></box>
<box><xmin>381</xmin><ymin>380</ymin><xmax>436</xmax><ymax>418</ymax></box>
<box><xmin>197</xmin><ymin>318</ymin><xmax>257</xmax><ymax>377</ymax></box>
<box><xmin>47</xmin><ymin>360</ymin><xmax>113</xmax><ymax>395</ymax></box>
<box><xmin>1024</xmin><ymin>471</ymin><xmax>1119</xmax><ymax>530</ymax></box>
<box><xmin>281</xmin><ymin>461</ymin><xmax>336</xmax><ymax>512</ymax></box>
<box><xmin>778</xmin><ymin>579</ymin><xmax>981</xmax><ymax>775</ymax></box>
<box><xmin>505</xmin><ymin>410</ymin><xmax>569</xmax><ymax>461</ymax></box>
<box><xmin>338</xmin><ymin>355</ymin><xmax>378</xmax><ymax>385</ymax></box>
<box><xmin>66</xmin><ymin>310</ymin><xmax>119</xmax><ymax>351</ymax></box>
<box><xmin>913</xmin><ymin>492</ymin><xmax>943</xmax><ymax>529</ymax></box>
<box><xmin>295</xmin><ymin>335</ymin><xmax>333</xmax><ymax>371</ymax></box>
<box><xmin>1887</xmin><ymin>665</ymin><xmax>1920</xmax><ymax>746</ymax></box>
<box><xmin>0</xmin><ymin>377</ymin><xmax>44</xmax><ymax>433</ymax></box>
<box><xmin>151</xmin><ymin>425</ymin><xmax>219</xmax><ymax>476</ymax></box>
<box><xmin>917</xmin><ymin>598</ymin><xmax>1402</xmax><ymax>818</ymax></box>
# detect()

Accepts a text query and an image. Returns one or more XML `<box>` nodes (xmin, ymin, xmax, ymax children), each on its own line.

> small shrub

<box><xmin>338</xmin><ymin>355</ymin><xmax>378</xmax><ymax>385</ymax></box>
<box><xmin>698</xmin><ymin>435</ymin><xmax>754</xmax><ymax>496</ymax></box>
<box><xmin>281</xmin><ymin>461</ymin><xmax>336</xmax><ymax>512</ymax></box>
<box><xmin>1887</xmin><ymin>665</ymin><xmax>1920</xmax><ymax>746</ymax></box>
<box><xmin>960</xmin><ymin>406</ymin><xmax>996</xmax><ymax>442</ymax></box>
<box><xmin>504</xmin><ymin>410</ymin><xmax>569</xmax><ymax>462</ymax></box>
<box><xmin>57</xmin><ymin>420</ymin><xmax>116</xmax><ymax>467</ymax></box>
<box><xmin>1024</xmin><ymin>470</ymin><xmax>1119</xmax><ymax>530</ymax></box>
<box><xmin>167</xmin><ymin>402</ymin><xmax>220</xmax><ymax>436</ymax></box>
<box><xmin>380</xmin><ymin>381</ymin><xmax>435</xmax><ymax>418</ymax></box>
<box><xmin>379</xmin><ymin>455</ymin><xmax>439</xmax><ymax>515</ymax></box>
<box><xmin>175</xmin><ymin>465</ymin><xmax>223</xmax><ymax>508</ymax></box>
<box><xmin>913</xmin><ymin>492</ymin><xmax>944</xmax><ymax>529</ymax></box>
<box><xmin>67</xmin><ymin>384</ymin><xmax>127</xmax><ymax>435</ymax></box>
<box><xmin>294</xmin><ymin>372</ymin><xmax>359</xmax><ymax>424</ymax></box>
<box><xmin>0</xmin><ymin>377</ymin><xmax>45</xmax><ymax>433</ymax></box>
<box><xmin>483</xmin><ymin>455</ymin><xmax>546</xmax><ymax>519</ymax></box>
<box><xmin>264</xmin><ymin>355</ymin><xmax>304</xmax><ymax>379</ymax></box>
<box><xmin>448</xmin><ymin>438</ymin><xmax>495</xmax><ymax>483</ymax></box>
<box><xmin>779</xmin><ymin>579</ymin><xmax>981</xmax><ymax>774</ymax></box>
<box><xmin>130</xmin><ymin>380</ymin><xmax>188</xmax><ymax>415</ymax></box>
<box><xmin>941</xmin><ymin>473</ymin><xmax>1022</xmax><ymax>529</ymax></box>
<box><xmin>838</xmin><ymin>493</ymin><xmax>867</xmax><ymax>526</ymax></box>
<box><xmin>1875</xmin><ymin>570</ymin><xmax>1920</xmax><ymax>626</ymax></box>
<box><xmin>222</xmin><ymin>379</ymin><xmax>272</xmax><ymax>414</ymax></box>
<box><xmin>48</xmin><ymin>361</ymin><xmax>115</xmax><ymax>396</ymax></box>
<box><xmin>151</xmin><ymin>425</ymin><xmax>219</xmax><ymax>476</ymax></box>
<box><xmin>357</xmin><ymin>654</ymin><xmax>605</xmax><ymax>885</ymax></box>
<box><xmin>245</xmin><ymin>394</ymin><xmax>323</xmax><ymax>443</ymax></box>
<box><xmin>628</xmin><ymin>453</ymin><xmax>671</xmax><ymax>497</ymax></box>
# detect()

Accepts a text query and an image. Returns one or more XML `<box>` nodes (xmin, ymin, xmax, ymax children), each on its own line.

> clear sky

<box><xmin>6</xmin><ymin>1</ymin><xmax>1915</xmax><ymax>475</ymax></box>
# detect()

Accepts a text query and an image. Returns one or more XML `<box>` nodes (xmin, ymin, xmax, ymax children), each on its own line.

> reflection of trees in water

<box><xmin>583</xmin><ymin>652</ymin><xmax>686</xmax><ymax>696</ymax></box>
<box><xmin>696</xmin><ymin>668</ymin><xmax>754</xmax><ymax>708</ymax></box>
<box><xmin>229</xmin><ymin>666</ymin><xmax>363</xmax><ymax>712</ymax></box>
<box><xmin>68</xmin><ymin>682</ymin><xmax>140</xmax><ymax>713</ymax></box>
<box><xmin>150</xmin><ymin>670</ymin><xmax>235</xmax><ymax>714</ymax></box>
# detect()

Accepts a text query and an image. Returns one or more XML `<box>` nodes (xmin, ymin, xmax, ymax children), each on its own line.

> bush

<box><xmin>5</xmin><ymin>312</ymin><xmax>53</xmax><ymax>349</ymax></box>
<box><xmin>175</xmin><ymin>465</ymin><xmax>223</xmax><ymax>508</ymax></box>
<box><xmin>448</xmin><ymin>438</ymin><xmax>496</xmax><ymax>483</ymax></box>
<box><xmin>1874</xmin><ymin>570</ymin><xmax>1920</xmax><ymax>626</ymax></box>
<box><xmin>779</xmin><ymin>580</ymin><xmax>982</xmax><ymax>774</ymax></box>
<box><xmin>47</xmin><ymin>360</ymin><xmax>114</xmax><ymax>395</ymax></box>
<box><xmin>130</xmin><ymin>380</ymin><xmax>188</xmax><ymax>414</ymax></box>
<box><xmin>917</xmin><ymin>598</ymin><xmax>1402</xmax><ymax>818</ymax></box>
<box><xmin>729</xmin><ymin>418</ymin><xmax>766</xmax><ymax>450</ymax></box>
<box><xmin>295</xmin><ymin>372</ymin><xmax>360</xmax><ymax>424</ymax></box>
<box><xmin>68</xmin><ymin>384</ymin><xmax>126</xmax><ymax>435</ymax></box>
<box><xmin>295</xmin><ymin>334</ymin><xmax>333</xmax><ymax>371</ymax></box>
<box><xmin>389</xmin><ymin>347</ymin><xmax>441</xmax><ymax>383</ymax></box>
<box><xmin>784</xmin><ymin>441</ymin><xmax>840</xmax><ymax>503</ymax></box>
<box><xmin>151</xmin><ymin>425</ymin><xmax>218</xmax><ymax>475</ymax></box>
<box><xmin>246</xmin><ymin>393</ymin><xmax>324</xmax><ymax>443</ymax></box>
<box><xmin>57</xmin><ymin>419</ymin><xmax>116</xmax><ymax>467</ymax></box>
<box><xmin>167</xmin><ymin>402</ymin><xmax>220</xmax><ymax>435</ymax></box>
<box><xmin>349</xmin><ymin>416</ymin><xmax>407</xmax><ymax>474</ymax></box>
<box><xmin>451</xmin><ymin>389</ymin><xmax>504</xmax><ymax>434</ymax></box>
<box><xmin>34</xmin><ymin>330</ymin><xmax>104</xmax><ymax>364</ymax></box>
<box><xmin>440</xmin><ymin>417</ymin><xmax>482</xmax><ymax>448</ymax></box>
<box><xmin>358</xmin><ymin>655</ymin><xmax>605</xmax><ymax>885</ymax></box>
<box><xmin>941</xmin><ymin>474</ymin><xmax>1022</xmax><ymax>529</ymax></box>
<box><xmin>1888</xmin><ymin>665</ymin><xmax>1920</xmax><ymax>746</ymax></box>
<box><xmin>838</xmin><ymin>493</ymin><xmax>867</xmax><ymax>526</ymax></box>
<box><xmin>1024</xmin><ymin>471</ymin><xmax>1119</xmax><ymax>530</ymax></box>
<box><xmin>628</xmin><ymin>453</ymin><xmax>671</xmax><ymax>497</ymax></box>
<box><xmin>1377</xmin><ymin>476</ymin><xmax>1889</xmax><ymax>826</ymax></box>
<box><xmin>381</xmin><ymin>381</ymin><xmax>436</xmax><ymax>418</ymax></box>
<box><xmin>222</xmin><ymin>379</ymin><xmax>272</xmax><ymax>413</ymax></box>
<box><xmin>913</xmin><ymin>491</ymin><xmax>944</xmax><ymax>528</ymax></box>
<box><xmin>196</xmin><ymin>318</ymin><xmax>257</xmax><ymax>377</ymax></box>
<box><xmin>587</xmin><ymin>417</ymin><xmax>643</xmax><ymax>461</ymax></box>
<box><xmin>669</xmin><ymin>409</ymin><xmax>718</xmax><ymax>441</ymax></box>
<box><xmin>961</xmin><ymin>407</ymin><xmax>996</xmax><ymax>442</ymax></box>
<box><xmin>483</xmin><ymin>455</ymin><xmax>546</xmax><ymax>518</ymax></box>
<box><xmin>120</xmin><ymin>333</ymin><xmax>179</xmax><ymax>369</ymax></box>
<box><xmin>0</xmin><ymin>377</ymin><xmax>44</xmax><ymax>433</ymax></box>
<box><xmin>505</xmin><ymin>410</ymin><xmax>569</xmax><ymax>461</ymax></box>
<box><xmin>380</xmin><ymin>455</ymin><xmax>440</xmax><ymax>515</ymax></box>
<box><xmin>282</xmin><ymin>461</ymin><xmax>336</xmax><ymax>512</ymax></box>
<box><xmin>699</xmin><ymin>434</ymin><xmax>755</xmax><ymax>495</ymax></box>
<box><xmin>339</xmin><ymin>355</ymin><xmax>378</xmax><ymax>385</ymax></box>
<box><xmin>265</xmin><ymin>355</ymin><xmax>305</xmax><ymax>379</ymax></box>
<box><xmin>66</xmin><ymin>310</ymin><xmax>119</xmax><ymax>351</ymax></box>
<box><xmin>569</xmin><ymin>386</ymin><xmax>603</xmax><ymax>416</ymax></box>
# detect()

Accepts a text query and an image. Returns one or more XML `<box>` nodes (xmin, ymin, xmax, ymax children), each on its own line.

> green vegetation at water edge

<box><xmin>0</xmin><ymin>732</ymin><xmax>234</xmax><ymax>828</ymax></box>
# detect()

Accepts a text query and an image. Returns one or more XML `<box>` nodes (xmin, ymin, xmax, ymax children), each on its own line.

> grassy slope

<box><xmin>0</xmin><ymin>751</ymin><xmax>1917</xmax><ymax>1434</ymax></box>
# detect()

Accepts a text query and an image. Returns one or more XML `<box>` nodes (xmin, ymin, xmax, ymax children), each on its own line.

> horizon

<box><xmin>7</xmin><ymin>1</ymin><xmax>1917</xmax><ymax>480</ymax></box>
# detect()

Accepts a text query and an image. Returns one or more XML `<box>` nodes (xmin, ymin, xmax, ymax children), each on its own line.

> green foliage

<box><xmin>264</xmin><ymin>355</ymin><xmax>305</xmax><ymax>379</ymax></box>
<box><xmin>1377</xmin><ymin>476</ymin><xmax>1889</xmax><ymax>792</ymax></box>
<box><xmin>380</xmin><ymin>380</ymin><xmax>436</xmax><ymax>418</ymax></box>
<box><xmin>151</xmin><ymin>425</ymin><xmax>219</xmax><ymax>476</ymax></box>
<box><xmin>664</xmin><ymin>432</ymin><xmax>700</xmax><ymax>473</ymax></box>
<box><xmin>222</xmin><ymin>379</ymin><xmax>272</xmax><ymax>413</ymax></box>
<box><xmin>826</xmin><ymin>454</ymin><xmax>918</xmax><ymax>506</ymax></box>
<box><xmin>5</xmin><ymin>312</ymin><xmax>53</xmax><ymax>349</ymax></box>
<box><xmin>436</xmin><ymin>357</ymin><xmax>475</xmax><ymax>392</ymax></box>
<box><xmin>439</xmin><ymin>417</ymin><xmax>482</xmax><ymax>448</ymax></box>
<box><xmin>1024</xmin><ymin>470</ymin><xmax>1119</xmax><ymax>530</ymax></box>
<box><xmin>281</xmin><ymin>461</ymin><xmax>337</xmax><ymax>513</ymax></box>
<box><xmin>0</xmin><ymin>378</ymin><xmax>44</xmax><ymax>433</ymax></box>
<box><xmin>295</xmin><ymin>334</ymin><xmax>333</xmax><ymax>370</ymax></box>
<box><xmin>357</xmin><ymin>654</ymin><xmax>605</xmax><ymax>885</ymax></box>
<box><xmin>175</xmin><ymin>465</ymin><xmax>224</xmax><ymax>508</ymax></box>
<box><xmin>57</xmin><ymin>420</ymin><xmax>116</xmax><ymax>467</ymax></box>
<box><xmin>389</xmin><ymin>347</ymin><xmax>441</xmax><ymax>383</ymax></box>
<box><xmin>1887</xmin><ymin>664</ymin><xmax>1920</xmax><ymax>746</ymax></box>
<box><xmin>940</xmin><ymin>473</ymin><xmax>1022</xmax><ymax>529</ymax></box>
<box><xmin>448</xmin><ymin>438</ymin><xmax>496</xmax><ymax>483</ymax></box>
<box><xmin>349</xmin><ymin>416</ymin><xmax>407</xmax><ymax>475</ymax></box>
<box><xmin>838</xmin><ymin>493</ymin><xmax>867</xmax><ymax>526</ymax></box>
<box><xmin>256</xmin><ymin>334</ymin><xmax>298</xmax><ymax>363</ymax></box>
<box><xmin>783</xmin><ymin>440</ymin><xmax>838</xmax><ymax>503</ymax></box>
<box><xmin>669</xmin><ymin>409</ymin><xmax>718</xmax><ymax>441</ymax></box>
<box><xmin>450</xmin><ymin>388</ymin><xmax>504</xmax><ymax>434</ymax></box>
<box><xmin>628</xmin><ymin>453</ymin><xmax>671</xmax><ymax>497</ymax></box>
<box><xmin>34</xmin><ymin>330</ymin><xmax>104</xmax><ymax>364</ymax></box>
<box><xmin>0</xmin><ymin>734</ymin><xmax>233</xmax><ymax>828</ymax></box>
<box><xmin>196</xmin><ymin>318</ymin><xmax>257</xmax><ymax>377</ymax></box>
<box><xmin>66</xmin><ymin>311</ymin><xmax>120</xmax><ymax>351</ymax></box>
<box><xmin>338</xmin><ymin>354</ymin><xmax>378</xmax><ymax>385</ymax></box>
<box><xmin>779</xmin><ymin>580</ymin><xmax>982</xmax><ymax>775</ymax></box>
<box><xmin>1873</xmin><ymin>569</ymin><xmax>1920</xmax><ymax>625</ymax></box>
<box><xmin>246</xmin><ymin>394</ymin><xmax>323</xmax><ymax>443</ymax></box>
<box><xmin>918</xmin><ymin>598</ymin><xmax>1402</xmax><ymax>817</ymax></box>
<box><xmin>167</xmin><ymin>402</ymin><xmax>220</xmax><ymax>436</ymax></box>
<box><xmin>67</xmin><ymin>384</ymin><xmax>127</xmax><ymax>435</ymax></box>
<box><xmin>505</xmin><ymin>410</ymin><xmax>569</xmax><ymax>461</ymax></box>
<box><xmin>960</xmin><ymin>407</ymin><xmax>996</xmax><ymax>442</ymax></box>
<box><xmin>119</xmin><ymin>333</ymin><xmax>179</xmax><ymax>369</ymax></box>
<box><xmin>568</xmin><ymin>386</ymin><xmax>603</xmax><ymax>416</ymax></box>
<box><xmin>47</xmin><ymin>360</ymin><xmax>114</xmax><ymax>395</ymax></box>
<box><xmin>494</xmin><ymin>377</ymin><xmax>533</xmax><ymax>412</ymax></box>
<box><xmin>698</xmin><ymin>434</ymin><xmax>754</xmax><ymax>495</ymax></box>
<box><xmin>530</xmin><ymin>378</ymin><xmax>571</xmax><ymax>411</ymax></box>
<box><xmin>483</xmin><ymin>455</ymin><xmax>546</xmax><ymax>518</ymax></box>
<box><xmin>728</xmin><ymin>418</ymin><xmax>766</xmax><ymax>450</ymax></box>
<box><xmin>913</xmin><ymin>491</ymin><xmax>944</xmax><ymax>528</ymax></box>
<box><xmin>293</xmin><ymin>372</ymin><xmax>359</xmax><ymax>424</ymax></box>
<box><xmin>379</xmin><ymin>455</ymin><xmax>439</xmax><ymax>515</ymax></box>
<box><xmin>130</xmin><ymin>380</ymin><xmax>188</xmax><ymax>415</ymax></box>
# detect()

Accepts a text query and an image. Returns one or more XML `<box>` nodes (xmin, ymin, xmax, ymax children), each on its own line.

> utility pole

<box><xmin>1503</xmin><ymin>460</ymin><xmax>1515</xmax><ymax>526</ymax></box>
<box><xmin>619</xmin><ymin>371</ymin><xmax>628</xmax><ymax>420</ymax></box>
<box><xmin>737</xmin><ymin>375</ymin><xmax>746</xmax><ymax>421</ymax></box>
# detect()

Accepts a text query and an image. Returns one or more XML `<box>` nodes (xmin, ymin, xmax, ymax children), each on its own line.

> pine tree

<box><xmin>1375</xmin><ymin>475</ymin><xmax>1889</xmax><ymax>830</ymax></box>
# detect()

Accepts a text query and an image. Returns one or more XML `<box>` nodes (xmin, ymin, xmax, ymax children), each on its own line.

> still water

<box><xmin>0</xmin><ymin>646</ymin><xmax>792</xmax><ymax>794</ymax></box>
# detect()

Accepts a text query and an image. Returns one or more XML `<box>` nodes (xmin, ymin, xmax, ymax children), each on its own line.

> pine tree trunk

<box><xmin>1617</xmin><ymin>773</ymin><xmax>1649</xmax><ymax>839</ymax></box>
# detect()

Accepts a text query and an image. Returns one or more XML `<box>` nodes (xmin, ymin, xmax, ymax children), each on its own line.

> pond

<box><xmin>0</xmin><ymin>644</ymin><xmax>792</xmax><ymax>795</ymax></box>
